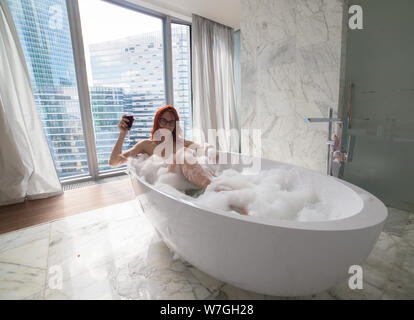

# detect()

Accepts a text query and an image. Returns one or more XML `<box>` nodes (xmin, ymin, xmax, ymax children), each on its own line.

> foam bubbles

<box><xmin>128</xmin><ymin>153</ymin><xmax>346</xmax><ymax>222</ymax></box>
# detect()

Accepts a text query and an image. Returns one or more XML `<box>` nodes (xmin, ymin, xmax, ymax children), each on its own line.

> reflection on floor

<box><xmin>0</xmin><ymin>200</ymin><xmax>413</xmax><ymax>300</ymax></box>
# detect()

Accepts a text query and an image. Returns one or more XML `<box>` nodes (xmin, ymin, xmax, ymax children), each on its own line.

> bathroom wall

<box><xmin>240</xmin><ymin>0</ymin><xmax>347</xmax><ymax>173</ymax></box>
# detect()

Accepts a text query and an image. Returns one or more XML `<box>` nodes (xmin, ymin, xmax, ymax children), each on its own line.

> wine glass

<box><xmin>126</xmin><ymin>115</ymin><xmax>134</xmax><ymax>144</ymax></box>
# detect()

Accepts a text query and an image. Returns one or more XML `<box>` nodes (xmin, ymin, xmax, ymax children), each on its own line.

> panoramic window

<box><xmin>8</xmin><ymin>0</ymin><xmax>89</xmax><ymax>178</ymax></box>
<box><xmin>78</xmin><ymin>0</ymin><xmax>165</xmax><ymax>172</ymax></box>
<box><xmin>9</xmin><ymin>0</ymin><xmax>192</xmax><ymax>179</ymax></box>
<box><xmin>172</xmin><ymin>23</ymin><xmax>192</xmax><ymax>140</ymax></box>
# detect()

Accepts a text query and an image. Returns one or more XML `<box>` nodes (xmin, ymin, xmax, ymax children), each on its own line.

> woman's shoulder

<box><xmin>133</xmin><ymin>139</ymin><xmax>154</xmax><ymax>151</ymax></box>
<box><xmin>142</xmin><ymin>138</ymin><xmax>162</xmax><ymax>144</ymax></box>
<box><xmin>130</xmin><ymin>139</ymin><xmax>156</xmax><ymax>156</ymax></box>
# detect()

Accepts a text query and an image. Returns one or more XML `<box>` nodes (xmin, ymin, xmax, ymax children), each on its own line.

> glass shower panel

<box><xmin>342</xmin><ymin>0</ymin><xmax>414</xmax><ymax>211</ymax></box>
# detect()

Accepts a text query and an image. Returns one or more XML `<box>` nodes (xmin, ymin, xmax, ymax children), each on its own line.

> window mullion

<box><xmin>163</xmin><ymin>16</ymin><xmax>174</xmax><ymax>106</ymax></box>
<box><xmin>65</xmin><ymin>0</ymin><xmax>99</xmax><ymax>178</ymax></box>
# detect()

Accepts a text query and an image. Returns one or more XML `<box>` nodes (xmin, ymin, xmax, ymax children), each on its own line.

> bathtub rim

<box><xmin>127</xmin><ymin>152</ymin><xmax>388</xmax><ymax>232</ymax></box>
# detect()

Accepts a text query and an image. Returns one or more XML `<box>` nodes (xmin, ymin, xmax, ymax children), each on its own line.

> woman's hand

<box><xmin>117</xmin><ymin>114</ymin><xmax>130</xmax><ymax>134</ymax></box>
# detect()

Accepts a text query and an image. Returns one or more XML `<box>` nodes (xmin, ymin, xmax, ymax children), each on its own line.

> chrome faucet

<box><xmin>304</xmin><ymin>117</ymin><xmax>342</xmax><ymax>123</ymax></box>
<box><xmin>304</xmin><ymin>108</ymin><xmax>355</xmax><ymax>177</ymax></box>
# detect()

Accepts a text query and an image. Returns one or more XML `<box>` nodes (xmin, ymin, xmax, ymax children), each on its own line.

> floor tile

<box><xmin>0</xmin><ymin>202</ymin><xmax>413</xmax><ymax>300</ymax></box>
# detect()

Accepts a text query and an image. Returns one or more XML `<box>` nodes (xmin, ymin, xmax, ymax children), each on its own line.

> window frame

<box><xmin>62</xmin><ymin>0</ymin><xmax>192</xmax><ymax>184</ymax></box>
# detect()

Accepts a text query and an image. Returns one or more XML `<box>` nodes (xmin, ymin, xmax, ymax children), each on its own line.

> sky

<box><xmin>78</xmin><ymin>0</ymin><xmax>163</xmax><ymax>84</ymax></box>
<box><xmin>78</xmin><ymin>0</ymin><xmax>162</xmax><ymax>44</ymax></box>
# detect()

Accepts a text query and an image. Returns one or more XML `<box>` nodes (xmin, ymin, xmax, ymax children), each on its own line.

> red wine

<box><xmin>126</xmin><ymin>115</ymin><xmax>134</xmax><ymax>130</ymax></box>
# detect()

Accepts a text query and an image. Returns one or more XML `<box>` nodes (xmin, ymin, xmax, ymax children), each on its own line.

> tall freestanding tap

<box><xmin>304</xmin><ymin>108</ymin><xmax>354</xmax><ymax>177</ymax></box>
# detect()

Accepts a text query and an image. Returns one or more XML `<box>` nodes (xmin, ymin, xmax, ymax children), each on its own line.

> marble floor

<box><xmin>0</xmin><ymin>200</ymin><xmax>413</xmax><ymax>300</ymax></box>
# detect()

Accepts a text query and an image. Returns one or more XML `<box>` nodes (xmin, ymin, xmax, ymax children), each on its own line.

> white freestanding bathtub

<box><xmin>127</xmin><ymin>152</ymin><xmax>388</xmax><ymax>297</ymax></box>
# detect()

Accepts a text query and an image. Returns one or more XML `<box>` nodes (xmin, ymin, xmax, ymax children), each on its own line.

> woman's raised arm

<box><xmin>109</xmin><ymin>115</ymin><xmax>146</xmax><ymax>167</ymax></box>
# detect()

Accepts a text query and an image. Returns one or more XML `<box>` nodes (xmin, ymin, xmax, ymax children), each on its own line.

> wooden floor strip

<box><xmin>0</xmin><ymin>179</ymin><xmax>135</xmax><ymax>235</ymax></box>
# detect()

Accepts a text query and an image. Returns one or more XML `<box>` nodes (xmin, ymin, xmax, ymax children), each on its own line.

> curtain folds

<box><xmin>0</xmin><ymin>1</ymin><xmax>62</xmax><ymax>206</ymax></box>
<box><xmin>191</xmin><ymin>14</ymin><xmax>239</xmax><ymax>152</ymax></box>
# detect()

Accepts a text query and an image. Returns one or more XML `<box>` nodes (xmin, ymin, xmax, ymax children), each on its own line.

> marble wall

<box><xmin>240</xmin><ymin>0</ymin><xmax>347</xmax><ymax>173</ymax></box>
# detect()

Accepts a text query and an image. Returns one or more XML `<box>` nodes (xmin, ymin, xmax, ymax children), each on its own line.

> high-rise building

<box><xmin>89</xmin><ymin>87</ymin><xmax>126</xmax><ymax>171</ymax></box>
<box><xmin>88</xmin><ymin>27</ymin><xmax>192</xmax><ymax>146</ymax></box>
<box><xmin>8</xmin><ymin>0</ymin><xmax>76</xmax><ymax>88</ymax></box>
<box><xmin>171</xmin><ymin>25</ymin><xmax>192</xmax><ymax>139</ymax></box>
<box><xmin>89</xmin><ymin>31</ymin><xmax>166</xmax><ymax>148</ymax></box>
<box><xmin>9</xmin><ymin>0</ymin><xmax>192</xmax><ymax>177</ymax></box>
<box><xmin>9</xmin><ymin>0</ymin><xmax>88</xmax><ymax>178</ymax></box>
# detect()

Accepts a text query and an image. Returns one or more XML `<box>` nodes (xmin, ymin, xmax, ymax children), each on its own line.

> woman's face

<box><xmin>158</xmin><ymin>111</ymin><xmax>176</xmax><ymax>132</ymax></box>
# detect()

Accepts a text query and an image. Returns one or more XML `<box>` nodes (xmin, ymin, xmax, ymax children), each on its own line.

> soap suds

<box><xmin>128</xmin><ymin>153</ymin><xmax>347</xmax><ymax>222</ymax></box>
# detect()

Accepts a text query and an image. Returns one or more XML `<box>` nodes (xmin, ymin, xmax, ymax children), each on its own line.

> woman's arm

<box><xmin>109</xmin><ymin>115</ymin><xmax>146</xmax><ymax>167</ymax></box>
<box><xmin>109</xmin><ymin>134</ymin><xmax>147</xmax><ymax>167</ymax></box>
<box><xmin>109</xmin><ymin>137</ymin><xmax>147</xmax><ymax>167</ymax></box>
<box><xmin>184</xmin><ymin>139</ymin><xmax>215</xmax><ymax>151</ymax></box>
<box><xmin>109</xmin><ymin>131</ymin><xmax>127</xmax><ymax>167</ymax></box>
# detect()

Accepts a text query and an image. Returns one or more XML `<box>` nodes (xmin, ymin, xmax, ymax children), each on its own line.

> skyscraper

<box><xmin>9</xmin><ymin>0</ymin><xmax>76</xmax><ymax>88</ymax></box>
<box><xmin>88</xmin><ymin>26</ymin><xmax>192</xmax><ymax>147</ymax></box>
<box><xmin>9</xmin><ymin>0</ymin><xmax>192</xmax><ymax>177</ymax></box>
<box><xmin>9</xmin><ymin>0</ymin><xmax>88</xmax><ymax>178</ymax></box>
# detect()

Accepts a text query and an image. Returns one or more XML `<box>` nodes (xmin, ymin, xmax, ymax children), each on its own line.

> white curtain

<box><xmin>192</xmin><ymin>14</ymin><xmax>239</xmax><ymax>152</ymax></box>
<box><xmin>0</xmin><ymin>1</ymin><xmax>62</xmax><ymax>206</ymax></box>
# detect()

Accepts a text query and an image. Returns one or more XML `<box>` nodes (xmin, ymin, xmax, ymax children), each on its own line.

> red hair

<box><xmin>150</xmin><ymin>105</ymin><xmax>182</xmax><ymax>141</ymax></box>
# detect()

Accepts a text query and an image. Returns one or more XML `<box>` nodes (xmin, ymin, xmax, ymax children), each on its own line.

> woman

<box><xmin>109</xmin><ymin>105</ymin><xmax>248</xmax><ymax>215</ymax></box>
<box><xmin>109</xmin><ymin>105</ymin><xmax>216</xmax><ymax>190</ymax></box>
